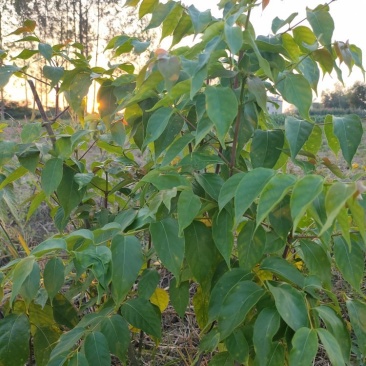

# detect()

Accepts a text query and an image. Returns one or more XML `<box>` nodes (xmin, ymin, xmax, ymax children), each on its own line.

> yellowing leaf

<box><xmin>18</xmin><ymin>233</ymin><xmax>30</xmax><ymax>256</ymax></box>
<box><xmin>150</xmin><ymin>288</ymin><xmax>169</xmax><ymax>312</ymax></box>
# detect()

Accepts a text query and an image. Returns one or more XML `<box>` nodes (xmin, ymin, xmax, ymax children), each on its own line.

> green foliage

<box><xmin>1</xmin><ymin>1</ymin><xmax>366</xmax><ymax>365</ymax></box>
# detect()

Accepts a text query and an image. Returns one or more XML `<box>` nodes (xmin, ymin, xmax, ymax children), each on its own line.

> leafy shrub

<box><xmin>0</xmin><ymin>2</ymin><xmax>366</xmax><ymax>366</ymax></box>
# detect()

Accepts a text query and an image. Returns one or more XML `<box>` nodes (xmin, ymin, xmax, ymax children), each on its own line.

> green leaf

<box><xmin>64</xmin><ymin>72</ymin><xmax>92</xmax><ymax>113</ymax></box>
<box><xmin>41</xmin><ymin>158</ymin><xmax>63</xmax><ymax>196</ymax></box>
<box><xmin>256</xmin><ymin>174</ymin><xmax>296</xmax><ymax>226</ymax></box>
<box><xmin>268</xmin><ymin>282</ymin><xmax>309</xmax><ymax>331</ymax></box>
<box><xmin>21</xmin><ymin>122</ymin><xmax>42</xmax><ymax>143</ymax></box>
<box><xmin>213</xmin><ymin>209</ymin><xmax>234</xmax><ymax>267</ymax></box>
<box><xmin>291</xmin><ymin>175</ymin><xmax>323</xmax><ymax>231</ymax></box>
<box><xmin>10</xmin><ymin>256</ymin><xmax>35</xmax><ymax>305</ymax></box>
<box><xmin>333</xmin><ymin>114</ymin><xmax>363</xmax><ymax>166</ymax></box>
<box><xmin>276</xmin><ymin>73</ymin><xmax>312</xmax><ymax>120</ymax></box>
<box><xmin>0</xmin><ymin>314</ymin><xmax>30</xmax><ymax>366</ymax></box>
<box><xmin>0</xmin><ymin>165</ymin><xmax>28</xmax><ymax>190</ymax></box>
<box><xmin>260</xmin><ymin>257</ymin><xmax>305</xmax><ymax>288</ymax></box>
<box><xmin>100</xmin><ymin>315</ymin><xmax>130</xmax><ymax>362</ymax></box>
<box><xmin>68</xmin><ymin>352</ymin><xmax>88</xmax><ymax>366</ymax></box>
<box><xmin>306</xmin><ymin>6</ymin><xmax>334</xmax><ymax>46</ymax></box>
<box><xmin>234</xmin><ymin>168</ymin><xmax>275</xmax><ymax>224</ymax></box>
<box><xmin>121</xmin><ymin>298</ymin><xmax>161</xmax><ymax>339</ymax></box>
<box><xmin>111</xmin><ymin>121</ymin><xmax>126</xmax><ymax>147</ymax></box>
<box><xmin>237</xmin><ymin>221</ymin><xmax>266</xmax><ymax>271</ymax></box>
<box><xmin>145</xmin><ymin>2</ymin><xmax>176</xmax><ymax>30</ymax></box>
<box><xmin>250</xmin><ymin>130</ymin><xmax>284</xmax><ymax>169</ymax></box>
<box><xmin>177</xmin><ymin>190</ymin><xmax>201</xmax><ymax>236</ymax></box>
<box><xmin>185</xmin><ymin>221</ymin><xmax>221</xmax><ymax>287</ymax></box>
<box><xmin>43</xmin><ymin>66</ymin><xmax>64</xmax><ymax>89</ymax></box>
<box><xmin>38</xmin><ymin>43</ymin><xmax>53</xmax><ymax>60</ymax></box>
<box><xmin>139</xmin><ymin>0</ymin><xmax>158</xmax><ymax>17</ymax></box>
<box><xmin>225</xmin><ymin>329</ymin><xmax>249</xmax><ymax>364</ymax></box>
<box><xmin>52</xmin><ymin>293</ymin><xmax>78</xmax><ymax>329</ymax></box>
<box><xmin>44</xmin><ymin>258</ymin><xmax>65</xmax><ymax>302</ymax></box>
<box><xmin>253</xmin><ymin>307</ymin><xmax>281</xmax><ymax>366</ymax></box>
<box><xmin>218</xmin><ymin>173</ymin><xmax>245</xmax><ymax>212</ymax></box>
<box><xmin>334</xmin><ymin>236</ymin><xmax>364</xmax><ymax>291</ymax></box>
<box><xmin>209</xmin><ymin>352</ymin><xmax>234</xmax><ymax>365</ymax></box>
<box><xmin>150</xmin><ymin>218</ymin><xmax>184</xmax><ymax>279</ymax></box>
<box><xmin>19</xmin><ymin>262</ymin><xmax>40</xmax><ymax>305</ymax></box>
<box><xmin>17</xmin><ymin>148</ymin><xmax>40</xmax><ymax>173</ymax></box>
<box><xmin>161</xmin><ymin>4</ymin><xmax>184</xmax><ymax>40</ymax></box>
<box><xmin>160</xmin><ymin>132</ymin><xmax>194</xmax><ymax>166</ymax></box>
<box><xmin>138</xmin><ymin>268</ymin><xmax>160</xmax><ymax>300</ymax></box>
<box><xmin>199</xmin><ymin>328</ymin><xmax>220</xmax><ymax>353</ymax></box>
<box><xmin>289</xmin><ymin>327</ymin><xmax>318</xmax><ymax>366</ymax></box>
<box><xmin>33</xmin><ymin>326</ymin><xmax>61</xmax><ymax>366</ymax></box>
<box><xmin>143</xmin><ymin>107</ymin><xmax>173</xmax><ymax>148</ymax></box>
<box><xmin>269</xmin><ymin>195</ymin><xmax>292</xmax><ymax>239</ymax></box>
<box><xmin>157</xmin><ymin>56</ymin><xmax>180</xmax><ymax>91</ymax></box>
<box><xmin>194</xmin><ymin>173</ymin><xmax>224</xmax><ymax>202</ymax></box>
<box><xmin>315</xmin><ymin>306</ymin><xmax>351</xmax><ymax>362</ymax></box>
<box><xmin>111</xmin><ymin>234</ymin><xmax>143</xmax><ymax>305</ymax></box>
<box><xmin>247</xmin><ymin>75</ymin><xmax>267</xmax><ymax>112</ymax></box>
<box><xmin>346</xmin><ymin>299</ymin><xmax>366</xmax><ymax>355</ymax></box>
<box><xmin>169</xmin><ymin>277</ymin><xmax>190</xmax><ymax>318</ymax></box>
<box><xmin>84</xmin><ymin>331</ymin><xmax>111</xmax><ymax>366</ymax></box>
<box><xmin>216</xmin><ymin>280</ymin><xmax>265</xmax><ymax>339</ymax></box>
<box><xmin>187</xmin><ymin>5</ymin><xmax>212</xmax><ymax>34</ymax></box>
<box><xmin>49</xmin><ymin>327</ymin><xmax>85</xmax><ymax>365</ymax></box>
<box><xmin>208</xmin><ymin>269</ymin><xmax>253</xmax><ymax>323</ymax></box>
<box><xmin>316</xmin><ymin>328</ymin><xmax>345</xmax><ymax>366</ymax></box>
<box><xmin>225</xmin><ymin>23</ymin><xmax>243</xmax><ymax>55</ymax></box>
<box><xmin>299</xmin><ymin>240</ymin><xmax>331</xmax><ymax>288</ymax></box>
<box><xmin>172</xmin><ymin>11</ymin><xmax>193</xmax><ymax>47</ymax></box>
<box><xmin>324</xmin><ymin>115</ymin><xmax>340</xmax><ymax>156</ymax></box>
<box><xmin>205</xmin><ymin>86</ymin><xmax>238</xmax><ymax>146</ymax></box>
<box><xmin>0</xmin><ymin>65</ymin><xmax>21</xmax><ymax>88</ymax></box>
<box><xmin>285</xmin><ymin>117</ymin><xmax>314</xmax><ymax>159</ymax></box>
<box><xmin>272</xmin><ymin>13</ymin><xmax>298</xmax><ymax>34</ymax></box>
<box><xmin>57</xmin><ymin>165</ymin><xmax>85</xmax><ymax>219</ymax></box>
<box><xmin>320</xmin><ymin>182</ymin><xmax>356</xmax><ymax>235</ymax></box>
<box><xmin>297</xmin><ymin>56</ymin><xmax>319</xmax><ymax>92</ymax></box>
<box><xmin>31</xmin><ymin>238</ymin><xmax>66</xmax><ymax>257</ymax></box>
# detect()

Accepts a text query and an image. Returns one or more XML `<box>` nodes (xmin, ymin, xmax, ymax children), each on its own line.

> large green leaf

<box><xmin>68</xmin><ymin>353</ymin><xmax>89</xmax><ymax>366</ymax></box>
<box><xmin>253</xmin><ymin>307</ymin><xmax>281</xmax><ymax>366</ymax></box>
<box><xmin>84</xmin><ymin>331</ymin><xmax>111</xmax><ymax>366</ymax></box>
<box><xmin>150</xmin><ymin>218</ymin><xmax>184</xmax><ymax>279</ymax></box>
<box><xmin>320</xmin><ymin>182</ymin><xmax>356</xmax><ymax>235</ymax></box>
<box><xmin>52</xmin><ymin>293</ymin><xmax>78</xmax><ymax>329</ymax></box>
<box><xmin>224</xmin><ymin>23</ymin><xmax>243</xmax><ymax>55</ymax></box>
<box><xmin>315</xmin><ymin>306</ymin><xmax>351</xmax><ymax>362</ymax></box>
<box><xmin>143</xmin><ymin>107</ymin><xmax>173</xmax><ymax>148</ymax></box>
<box><xmin>139</xmin><ymin>0</ymin><xmax>158</xmax><ymax>18</ymax></box>
<box><xmin>316</xmin><ymin>328</ymin><xmax>345</xmax><ymax>366</ymax></box>
<box><xmin>260</xmin><ymin>257</ymin><xmax>305</xmax><ymax>288</ymax></box>
<box><xmin>334</xmin><ymin>236</ymin><xmax>364</xmax><ymax>291</ymax></box>
<box><xmin>297</xmin><ymin>56</ymin><xmax>319</xmax><ymax>92</ymax></box>
<box><xmin>146</xmin><ymin>1</ymin><xmax>176</xmax><ymax>30</ymax></box>
<box><xmin>237</xmin><ymin>221</ymin><xmax>266</xmax><ymax>271</ymax></box>
<box><xmin>100</xmin><ymin>315</ymin><xmax>130</xmax><ymax>362</ymax></box>
<box><xmin>31</xmin><ymin>238</ymin><xmax>66</xmax><ymax>257</ymax></box>
<box><xmin>212</xmin><ymin>209</ymin><xmax>234</xmax><ymax>267</ymax></box>
<box><xmin>247</xmin><ymin>75</ymin><xmax>267</xmax><ymax>112</ymax></box>
<box><xmin>290</xmin><ymin>175</ymin><xmax>323</xmax><ymax>231</ymax></box>
<box><xmin>64</xmin><ymin>72</ymin><xmax>92</xmax><ymax>113</ymax></box>
<box><xmin>250</xmin><ymin>130</ymin><xmax>284</xmax><ymax>169</ymax></box>
<box><xmin>0</xmin><ymin>65</ymin><xmax>21</xmax><ymax>88</ymax></box>
<box><xmin>208</xmin><ymin>269</ymin><xmax>253</xmax><ymax>323</ymax></box>
<box><xmin>285</xmin><ymin>117</ymin><xmax>314</xmax><ymax>159</ymax></box>
<box><xmin>43</xmin><ymin>65</ymin><xmax>64</xmax><ymax>89</ymax></box>
<box><xmin>188</xmin><ymin>5</ymin><xmax>212</xmax><ymax>34</ymax></box>
<box><xmin>256</xmin><ymin>174</ymin><xmax>296</xmax><ymax>226</ymax></box>
<box><xmin>299</xmin><ymin>240</ymin><xmax>331</xmax><ymax>288</ymax></box>
<box><xmin>225</xmin><ymin>329</ymin><xmax>249</xmax><ymax>364</ymax></box>
<box><xmin>41</xmin><ymin>158</ymin><xmax>63</xmax><ymax>196</ymax></box>
<box><xmin>209</xmin><ymin>352</ymin><xmax>234</xmax><ymax>365</ymax></box>
<box><xmin>234</xmin><ymin>168</ymin><xmax>275</xmax><ymax>224</ymax></box>
<box><xmin>269</xmin><ymin>195</ymin><xmax>292</xmax><ymax>239</ymax></box>
<box><xmin>160</xmin><ymin>132</ymin><xmax>195</xmax><ymax>166</ymax></box>
<box><xmin>289</xmin><ymin>327</ymin><xmax>318</xmax><ymax>366</ymax></box>
<box><xmin>111</xmin><ymin>235</ymin><xmax>143</xmax><ymax>305</ymax></box>
<box><xmin>306</xmin><ymin>5</ymin><xmax>334</xmax><ymax>46</ymax></box>
<box><xmin>324</xmin><ymin>115</ymin><xmax>340</xmax><ymax>156</ymax></box>
<box><xmin>177</xmin><ymin>190</ymin><xmax>201</xmax><ymax>236</ymax></box>
<box><xmin>218</xmin><ymin>173</ymin><xmax>245</xmax><ymax>212</ymax></box>
<box><xmin>169</xmin><ymin>277</ymin><xmax>190</xmax><ymax>318</ymax></box>
<box><xmin>333</xmin><ymin>114</ymin><xmax>363</xmax><ymax>166</ymax></box>
<box><xmin>268</xmin><ymin>282</ymin><xmax>309</xmax><ymax>331</ymax></box>
<box><xmin>44</xmin><ymin>257</ymin><xmax>65</xmax><ymax>302</ymax></box>
<box><xmin>205</xmin><ymin>85</ymin><xmax>238</xmax><ymax>146</ymax></box>
<box><xmin>33</xmin><ymin>326</ymin><xmax>61</xmax><ymax>366</ymax></box>
<box><xmin>194</xmin><ymin>173</ymin><xmax>224</xmax><ymax>202</ymax></box>
<box><xmin>184</xmin><ymin>221</ymin><xmax>221</xmax><ymax>287</ymax></box>
<box><xmin>121</xmin><ymin>298</ymin><xmax>161</xmax><ymax>340</ymax></box>
<box><xmin>346</xmin><ymin>299</ymin><xmax>366</xmax><ymax>355</ymax></box>
<box><xmin>10</xmin><ymin>256</ymin><xmax>35</xmax><ymax>305</ymax></box>
<box><xmin>19</xmin><ymin>261</ymin><xmax>40</xmax><ymax>305</ymax></box>
<box><xmin>0</xmin><ymin>314</ymin><xmax>30</xmax><ymax>366</ymax></box>
<box><xmin>138</xmin><ymin>268</ymin><xmax>160</xmax><ymax>300</ymax></box>
<box><xmin>216</xmin><ymin>280</ymin><xmax>265</xmax><ymax>339</ymax></box>
<box><xmin>276</xmin><ymin>73</ymin><xmax>312</xmax><ymax>120</ymax></box>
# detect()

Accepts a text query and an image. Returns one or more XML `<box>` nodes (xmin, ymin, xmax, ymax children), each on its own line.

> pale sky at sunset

<box><xmin>181</xmin><ymin>0</ymin><xmax>366</xmax><ymax>97</ymax></box>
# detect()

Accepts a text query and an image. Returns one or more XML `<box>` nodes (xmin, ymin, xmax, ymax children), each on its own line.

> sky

<box><xmin>180</xmin><ymin>0</ymin><xmax>366</xmax><ymax>97</ymax></box>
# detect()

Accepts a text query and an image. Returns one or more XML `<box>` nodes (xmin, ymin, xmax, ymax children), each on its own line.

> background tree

<box><xmin>348</xmin><ymin>81</ymin><xmax>366</xmax><ymax>109</ymax></box>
